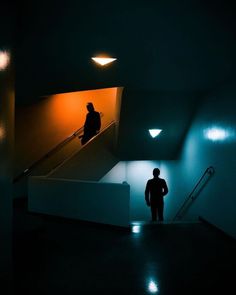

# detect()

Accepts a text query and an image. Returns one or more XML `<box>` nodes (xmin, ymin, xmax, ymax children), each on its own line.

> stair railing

<box><xmin>13</xmin><ymin>112</ymin><xmax>104</xmax><ymax>183</ymax></box>
<box><xmin>46</xmin><ymin>120</ymin><xmax>116</xmax><ymax>177</ymax></box>
<box><xmin>172</xmin><ymin>166</ymin><xmax>215</xmax><ymax>222</ymax></box>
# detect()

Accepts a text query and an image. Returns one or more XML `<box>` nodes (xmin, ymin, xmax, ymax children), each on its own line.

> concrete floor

<box><xmin>13</xmin><ymin>200</ymin><xmax>236</xmax><ymax>295</ymax></box>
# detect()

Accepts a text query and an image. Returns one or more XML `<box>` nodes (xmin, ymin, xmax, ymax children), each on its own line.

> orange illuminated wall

<box><xmin>15</xmin><ymin>87</ymin><xmax>122</xmax><ymax>176</ymax></box>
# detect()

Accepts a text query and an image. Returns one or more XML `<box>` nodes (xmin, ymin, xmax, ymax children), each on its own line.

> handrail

<box><xmin>172</xmin><ymin>166</ymin><xmax>215</xmax><ymax>221</ymax></box>
<box><xmin>13</xmin><ymin>112</ymin><xmax>104</xmax><ymax>183</ymax></box>
<box><xmin>46</xmin><ymin>120</ymin><xmax>116</xmax><ymax>177</ymax></box>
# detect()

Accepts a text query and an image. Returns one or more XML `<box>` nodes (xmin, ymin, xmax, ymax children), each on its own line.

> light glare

<box><xmin>149</xmin><ymin>129</ymin><xmax>162</xmax><ymax>138</ymax></box>
<box><xmin>204</xmin><ymin>126</ymin><xmax>235</xmax><ymax>141</ymax></box>
<box><xmin>132</xmin><ymin>225</ymin><xmax>141</xmax><ymax>233</ymax></box>
<box><xmin>148</xmin><ymin>280</ymin><xmax>158</xmax><ymax>293</ymax></box>
<box><xmin>0</xmin><ymin>50</ymin><xmax>10</xmax><ymax>71</ymax></box>
<box><xmin>91</xmin><ymin>57</ymin><xmax>117</xmax><ymax>66</ymax></box>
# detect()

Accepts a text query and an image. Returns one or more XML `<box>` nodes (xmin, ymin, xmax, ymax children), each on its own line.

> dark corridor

<box><xmin>13</xmin><ymin>200</ymin><xmax>236</xmax><ymax>295</ymax></box>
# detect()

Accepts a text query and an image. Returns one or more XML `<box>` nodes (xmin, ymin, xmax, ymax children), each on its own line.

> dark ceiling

<box><xmin>14</xmin><ymin>0</ymin><xmax>236</xmax><ymax>159</ymax></box>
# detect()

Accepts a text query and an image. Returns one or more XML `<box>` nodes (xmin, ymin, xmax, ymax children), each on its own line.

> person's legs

<box><xmin>157</xmin><ymin>200</ymin><xmax>164</xmax><ymax>221</ymax></box>
<box><xmin>81</xmin><ymin>131</ymin><xmax>97</xmax><ymax>145</ymax></box>
<box><xmin>81</xmin><ymin>133</ymin><xmax>90</xmax><ymax>145</ymax></box>
<box><xmin>151</xmin><ymin>206</ymin><xmax>157</xmax><ymax>221</ymax></box>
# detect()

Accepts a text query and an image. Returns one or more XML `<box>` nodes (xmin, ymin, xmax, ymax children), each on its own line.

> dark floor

<box><xmin>13</xmin><ymin>200</ymin><xmax>236</xmax><ymax>295</ymax></box>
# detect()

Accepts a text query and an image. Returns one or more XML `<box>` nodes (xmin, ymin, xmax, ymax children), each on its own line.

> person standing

<box><xmin>145</xmin><ymin>168</ymin><xmax>168</xmax><ymax>222</ymax></box>
<box><xmin>81</xmin><ymin>102</ymin><xmax>101</xmax><ymax>145</ymax></box>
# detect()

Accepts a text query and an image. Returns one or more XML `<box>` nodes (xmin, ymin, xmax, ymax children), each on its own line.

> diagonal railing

<box><xmin>13</xmin><ymin>113</ymin><xmax>104</xmax><ymax>183</ymax></box>
<box><xmin>172</xmin><ymin>166</ymin><xmax>215</xmax><ymax>222</ymax></box>
<box><xmin>45</xmin><ymin>120</ymin><xmax>116</xmax><ymax>177</ymax></box>
<box><xmin>13</xmin><ymin>126</ymin><xmax>84</xmax><ymax>183</ymax></box>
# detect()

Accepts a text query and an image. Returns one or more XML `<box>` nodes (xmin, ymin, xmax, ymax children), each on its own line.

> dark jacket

<box><xmin>145</xmin><ymin>177</ymin><xmax>168</xmax><ymax>205</ymax></box>
<box><xmin>84</xmin><ymin>111</ymin><xmax>101</xmax><ymax>135</ymax></box>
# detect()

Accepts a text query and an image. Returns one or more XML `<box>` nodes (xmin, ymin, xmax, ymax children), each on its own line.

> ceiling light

<box><xmin>91</xmin><ymin>57</ymin><xmax>117</xmax><ymax>66</ymax></box>
<box><xmin>149</xmin><ymin>129</ymin><xmax>162</xmax><ymax>138</ymax></box>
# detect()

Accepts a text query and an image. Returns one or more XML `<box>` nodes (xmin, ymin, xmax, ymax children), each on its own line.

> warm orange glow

<box><xmin>91</xmin><ymin>57</ymin><xmax>117</xmax><ymax>66</ymax></box>
<box><xmin>15</xmin><ymin>87</ymin><xmax>120</xmax><ymax>172</ymax></box>
<box><xmin>48</xmin><ymin>88</ymin><xmax>118</xmax><ymax>132</ymax></box>
<box><xmin>0</xmin><ymin>50</ymin><xmax>10</xmax><ymax>71</ymax></box>
<box><xmin>0</xmin><ymin>125</ymin><xmax>5</xmax><ymax>140</ymax></box>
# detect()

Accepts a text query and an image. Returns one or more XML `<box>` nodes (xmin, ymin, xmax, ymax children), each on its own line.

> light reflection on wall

<box><xmin>102</xmin><ymin>161</ymin><xmax>169</xmax><ymax>221</ymax></box>
<box><xmin>0</xmin><ymin>125</ymin><xmax>5</xmax><ymax>140</ymax></box>
<box><xmin>0</xmin><ymin>50</ymin><xmax>10</xmax><ymax>71</ymax></box>
<box><xmin>127</xmin><ymin>161</ymin><xmax>160</xmax><ymax>187</ymax></box>
<box><xmin>203</xmin><ymin>126</ymin><xmax>236</xmax><ymax>142</ymax></box>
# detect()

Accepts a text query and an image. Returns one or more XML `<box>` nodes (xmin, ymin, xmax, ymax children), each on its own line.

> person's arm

<box><xmin>145</xmin><ymin>181</ymin><xmax>150</xmax><ymax>206</ymax></box>
<box><xmin>162</xmin><ymin>180</ymin><xmax>168</xmax><ymax>196</ymax></box>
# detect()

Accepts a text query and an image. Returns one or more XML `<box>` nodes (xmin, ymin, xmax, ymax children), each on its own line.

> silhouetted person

<box><xmin>145</xmin><ymin>168</ymin><xmax>168</xmax><ymax>222</ymax></box>
<box><xmin>81</xmin><ymin>102</ymin><xmax>101</xmax><ymax>145</ymax></box>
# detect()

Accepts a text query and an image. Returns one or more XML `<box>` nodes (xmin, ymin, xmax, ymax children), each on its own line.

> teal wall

<box><xmin>101</xmin><ymin>79</ymin><xmax>236</xmax><ymax>238</ymax></box>
<box><xmin>173</xmin><ymin>80</ymin><xmax>236</xmax><ymax>238</ymax></box>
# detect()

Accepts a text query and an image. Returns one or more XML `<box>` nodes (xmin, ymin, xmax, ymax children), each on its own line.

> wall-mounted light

<box><xmin>203</xmin><ymin>126</ymin><xmax>235</xmax><ymax>142</ymax></box>
<box><xmin>0</xmin><ymin>50</ymin><xmax>10</xmax><ymax>71</ymax></box>
<box><xmin>91</xmin><ymin>56</ymin><xmax>117</xmax><ymax>66</ymax></box>
<box><xmin>149</xmin><ymin>129</ymin><xmax>162</xmax><ymax>138</ymax></box>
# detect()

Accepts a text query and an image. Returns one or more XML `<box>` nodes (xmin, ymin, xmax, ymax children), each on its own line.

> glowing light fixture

<box><xmin>0</xmin><ymin>50</ymin><xmax>10</xmax><ymax>71</ymax></box>
<box><xmin>204</xmin><ymin>126</ymin><xmax>235</xmax><ymax>142</ymax></box>
<box><xmin>91</xmin><ymin>57</ymin><xmax>117</xmax><ymax>66</ymax></box>
<box><xmin>149</xmin><ymin>129</ymin><xmax>162</xmax><ymax>138</ymax></box>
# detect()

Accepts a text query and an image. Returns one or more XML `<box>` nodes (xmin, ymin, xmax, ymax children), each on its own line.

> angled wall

<box><xmin>172</xmin><ymin>80</ymin><xmax>236</xmax><ymax>238</ymax></box>
<box><xmin>15</xmin><ymin>87</ymin><xmax>118</xmax><ymax>177</ymax></box>
<box><xmin>101</xmin><ymin>79</ymin><xmax>236</xmax><ymax>239</ymax></box>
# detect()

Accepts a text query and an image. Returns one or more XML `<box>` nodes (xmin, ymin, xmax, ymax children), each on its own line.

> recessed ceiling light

<box><xmin>91</xmin><ymin>57</ymin><xmax>117</xmax><ymax>66</ymax></box>
<box><xmin>149</xmin><ymin>129</ymin><xmax>162</xmax><ymax>138</ymax></box>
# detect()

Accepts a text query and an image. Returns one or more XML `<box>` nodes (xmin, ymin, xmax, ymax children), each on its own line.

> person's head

<box><xmin>87</xmin><ymin>102</ymin><xmax>94</xmax><ymax>112</ymax></box>
<box><xmin>153</xmin><ymin>168</ymin><xmax>160</xmax><ymax>178</ymax></box>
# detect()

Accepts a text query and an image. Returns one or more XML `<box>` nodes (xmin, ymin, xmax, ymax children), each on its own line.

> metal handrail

<box><xmin>13</xmin><ymin>127</ymin><xmax>84</xmax><ymax>183</ymax></box>
<box><xmin>13</xmin><ymin>112</ymin><xmax>104</xmax><ymax>183</ymax></box>
<box><xmin>172</xmin><ymin>166</ymin><xmax>215</xmax><ymax>221</ymax></box>
<box><xmin>46</xmin><ymin>120</ymin><xmax>116</xmax><ymax>177</ymax></box>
